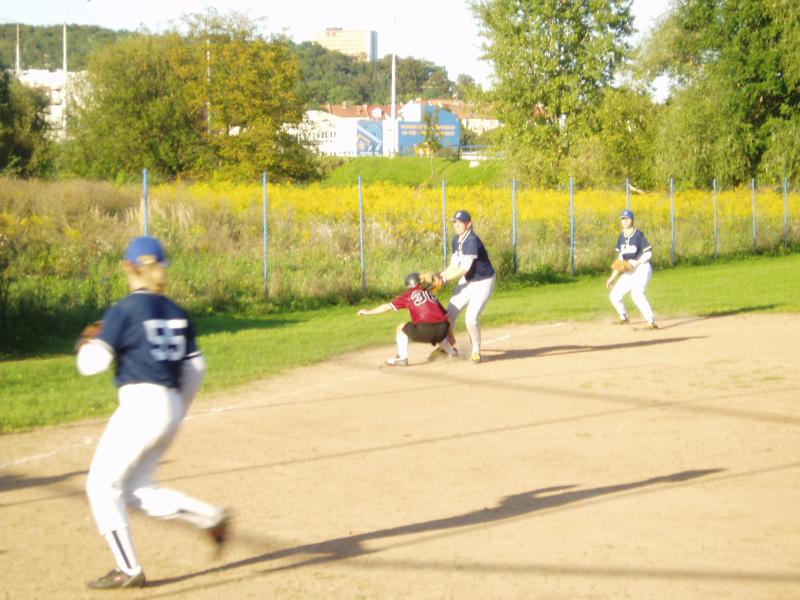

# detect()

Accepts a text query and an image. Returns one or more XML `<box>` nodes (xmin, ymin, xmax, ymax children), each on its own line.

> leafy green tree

<box><xmin>294</xmin><ymin>41</ymin><xmax>368</xmax><ymax>105</ymax></box>
<box><xmin>472</xmin><ymin>0</ymin><xmax>634</xmax><ymax>185</ymax></box>
<box><xmin>638</xmin><ymin>0</ymin><xmax>800</xmax><ymax>185</ymax></box>
<box><xmin>0</xmin><ymin>24</ymin><xmax>136</xmax><ymax>71</ymax></box>
<box><xmin>0</xmin><ymin>68</ymin><xmax>52</xmax><ymax>177</ymax></box>
<box><xmin>63</xmin><ymin>10</ymin><xmax>318</xmax><ymax>182</ymax></box>
<box><xmin>569</xmin><ymin>86</ymin><xmax>659</xmax><ymax>188</ymax></box>
<box><xmin>292</xmin><ymin>42</ymin><xmax>456</xmax><ymax>106</ymax></box>
<box><xmin>454</xmin><ymin>74</ymin><xmax>479</xmax><ymax>101</ymax></box>
<box><xmin>183</xmin><ymin>11</ymin><xmax>317</xmax><ymax>180</ymax></box>
<box><xmin>62</xmin><ymin>32</ymin><xmax>203</xmax><ymax>180</ymax></box>
<box><xmin>396</xmin><ymin>57</ymin><xmax>452</xmax><ymax>100</ymax></box>
<box><xmin>421</xmin><ymin>107</ymin><xmax>443</xmax><ymax>155</ymax></box>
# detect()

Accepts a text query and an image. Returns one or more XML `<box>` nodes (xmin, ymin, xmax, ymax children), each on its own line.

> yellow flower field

<box><xmin>1</xmin><ymin>177</ymin><xmax>797</xmax><ymax>314</ymax></box>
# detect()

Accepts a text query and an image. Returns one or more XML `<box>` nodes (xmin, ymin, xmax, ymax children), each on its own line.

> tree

<box><xmin>638</xmin><ymin>0</ymin><xmax>800</xmax><ymax>185</ymax></box>
<box><xmin>0</xmin><ymin>68</ymin><xmax>52</xmax><ymax>177</ymax></box>
<box><xmin>569</xmin><ymin>86</ymin><xmax>659</xmax><ymax>188</ymax></box>
<box><xmin>472</xmin><ymin>0</ymin><xmax>634</xmax><ymax>185</ymax></box>
<box><xmin>62</xmin><ymin>32</ymin><xmax>203</xmax><ymax>180</ymax></box>
<box><xmin>0</xmin><ymin>24</ymin><xmax>136</xmax><ymax>71</ymax></box>
<box><xmin>292</xmin><ymin>43</ymin><xmax>456</xmax><ymax>106</ymax></box>
<box><xmin>63</xmin><ymin>10</ymin><xmax>318</xmax><ymax>182</ymax></box>
<box><xmin>454</xmin><ymin>74</ymin><xmax>479</xmax><ymax>101</ymax></box>
<box><xmin>183</xmin><ymin>11</ymin><xmax>317</xmax><ymax>180</ymax></box>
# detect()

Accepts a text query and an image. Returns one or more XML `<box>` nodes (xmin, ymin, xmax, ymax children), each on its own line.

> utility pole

<box><xmin>206</xmin><ymin>36</ymin><xmax>211</xmax><ymax>134</ymax></box>
<box><xmin>15</xmin><ymin>23</ymin><xmax>21</xmax><ymax>74</ymax></box>
<box><xmin>62</xmin><ymin>22</ymin><xmax>68</xmax><ymax>131</ymax></box>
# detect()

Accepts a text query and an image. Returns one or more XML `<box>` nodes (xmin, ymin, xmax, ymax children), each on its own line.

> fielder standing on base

<box><xmin>76</xmin><ymin>235</ymin><xmax>229</xmax><ymax>590</ymax></box>
<box><xmin>438</xmin><ymin>210</ymin><xmax>496</xmax><ymax>363</ymax></box>
<box><xmin>606</xmin><ymin>209</ymin><xmax>658</xmax><ymax>329</ymax></box>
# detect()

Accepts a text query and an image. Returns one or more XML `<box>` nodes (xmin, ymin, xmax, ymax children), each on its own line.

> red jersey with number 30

<box><xmin>390</xmin><ymin>286</ymin><xmax>448</xmax><ymax>324</ymax></box>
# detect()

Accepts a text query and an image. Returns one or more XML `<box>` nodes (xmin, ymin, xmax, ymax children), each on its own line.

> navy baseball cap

<box><xmin>124</xmin><ymin>235</ymin><xmax>166</xmax><ymax>266</ymax></box>
<box><xmin>452</xmin><ymin>210</ymin><xmax>472</xmax><ymax>223</ymax></box>
<box><xmin>620</xmin><ymin>209</ymin><xmax>634</xmax><ymax>220</ymax></box>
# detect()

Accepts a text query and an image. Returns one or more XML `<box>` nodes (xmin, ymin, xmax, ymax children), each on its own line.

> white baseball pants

<box><xmin>86</xmin><ymin>383</ymin><xmax>224</xmax><ymax>536</ymax></box>
<box><xmin>447</xmin><ymin>274</ymin><xmax>496</xmax><ymax>354</ymax></box>
<box><xmin>610</xmin><ymin>263</ymin><xmax>655</xmax><ymax>324</ymax></box>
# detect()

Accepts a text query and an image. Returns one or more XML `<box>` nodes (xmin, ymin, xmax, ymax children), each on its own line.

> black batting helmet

<box><xmin>405</xmin><ymin>272</ymin><xmax>421</xmax><ymax>288</ymax></box>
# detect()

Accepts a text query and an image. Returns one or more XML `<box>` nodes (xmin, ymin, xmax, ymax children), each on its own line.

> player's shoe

<box><xmin>646</xmin><ymin>322</ymin><xmax>659</xmax><ymax>330</ymax></box>
<box><xmin>207</xmin><ymin>510</ymin><xmax>230</xmax><ymax>548</ymax></box>
<box><xmin>428</xmin><ymin>347</ymin><xmax>448</xmax><ymax>361</ymax></box>
<box><xmin>617</xmin><ymin>315</ymin><xmax>630</xmax><ymax>325</ymax></box>
<box><xmin>385</xmin><ymin>356</ymin><xmax>408</xmax><ymax>366</ymax></box>
<box><xmin>87</xmin><ymin>568</ymin><xmax>146</xmax><ymax>589</ymax></box>
<box><xmin>470</xmin><ymin>353</ymin><xmax>482</xmax><ymax>363</ymax></box>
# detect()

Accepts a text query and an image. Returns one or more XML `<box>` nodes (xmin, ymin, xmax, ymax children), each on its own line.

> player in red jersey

<box><xmin>357</xmin><ymin>272</ymin><xmax>457</xmax><ymax>366</ymax></box>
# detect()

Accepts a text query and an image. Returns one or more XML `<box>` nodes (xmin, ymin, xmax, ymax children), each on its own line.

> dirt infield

<box><xmin>2</xmin><ymin>313</ymin><xmax>799</xmax><ymax>599</ymax></box>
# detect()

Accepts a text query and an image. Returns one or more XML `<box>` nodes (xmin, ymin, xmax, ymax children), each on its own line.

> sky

<box><xmin>3</xmin><ymin>0</ymin><xmax>672</xmax><ymax>89</ymax></box>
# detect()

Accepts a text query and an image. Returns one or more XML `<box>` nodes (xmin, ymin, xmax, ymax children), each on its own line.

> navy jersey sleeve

<box><xmin>460</xmin><ymin>234</ymin><xmax>479</xmax><ymax>257</ymax></box>
<box><xmin>184</xmin><ymin>315</ymin><xmax>200</xmax><ymax>358</ymax></box>
<box><xmin>638</xmin><ymin>231</ymin><xmax>652</xmax><ymax>253</ymax></box>
<box><xmin>97</xmin><ymin>303</ymin><xmax>127</xmax><ymax>356</ymax></box>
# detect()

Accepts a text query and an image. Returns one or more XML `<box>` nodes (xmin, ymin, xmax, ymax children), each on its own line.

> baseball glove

<box><xmin>611</xmin><ymin>259</ymin><xmax>635</xmax><ymax>273</ymax></box>
<box><xmin>75</xmin><ymin>320</ymin><xmax>104</xmax><ymax>353</ymax></box>
<box><xmin>419</xmin><ymin>271</ymin><xmax>445</xmax><ymax>293</ymax></box>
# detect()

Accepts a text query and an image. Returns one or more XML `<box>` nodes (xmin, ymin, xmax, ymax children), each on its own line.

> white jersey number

<box><xmin>143</xmin><ymin>319</ymin><xmax>188</xmax><ymax>361</ymax></box>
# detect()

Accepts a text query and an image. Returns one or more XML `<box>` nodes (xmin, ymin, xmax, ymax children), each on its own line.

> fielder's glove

<box><xmin>419</xmin><ymin>271</ymin><xmax>445</xmax><ymax>293</ymax></box>
<box><xmin>611</xmin><ymin>259</ymin><xmax>635</xmax><ymax>273</ymax></box>
<box><xmin>75</xmin><ymin>320</ymin><xmax>104</xmax><ymax>353</ymax></box>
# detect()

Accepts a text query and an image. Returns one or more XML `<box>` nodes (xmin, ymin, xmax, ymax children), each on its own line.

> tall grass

<box><xmin>1</xmin><ymin>176</ymin><xmax>797</xmax><ymax>356</ymax></box>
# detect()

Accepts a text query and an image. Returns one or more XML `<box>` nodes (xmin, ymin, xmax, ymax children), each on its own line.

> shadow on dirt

<box><xmin>480</xmin><ymin>336</ymin><xmax>705</xmax><ymax>363</ymax></box>
<box><xmin>148</xmin><ymin>468</ymin><xmax>723</xmax><ymax>589</ymax></box>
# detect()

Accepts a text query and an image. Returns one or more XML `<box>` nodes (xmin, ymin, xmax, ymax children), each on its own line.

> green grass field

<box><xmin>322</xmin><ymin>156</ymin><xmax>507</xmax><ymax>187</ymax></box>
<box><xmin>1</xmin><ymin>254</ymin><xmax>798</xmax><ymax>433</ymax></box>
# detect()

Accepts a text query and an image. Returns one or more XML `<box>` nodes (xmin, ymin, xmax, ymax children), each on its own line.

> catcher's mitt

<box><xmin>75</xmin><ymin>320</ymin><xmax>104</xmax><ymax>353</ymax></box>
<box><xmin>611</xmin><ymin>259</ymin><xmax>635</xmax><ymax>273</ymax></box>
<box><xmin>419</xmin><ymin>271</ymin><xmax>445</xmax><ymax>293</ymax></box>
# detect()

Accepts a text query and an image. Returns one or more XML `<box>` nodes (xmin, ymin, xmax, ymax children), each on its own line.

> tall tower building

<box><xmin>314</xmin><ymin>28</ymin><xmax>378</xmax><ymax>62</ymax></box>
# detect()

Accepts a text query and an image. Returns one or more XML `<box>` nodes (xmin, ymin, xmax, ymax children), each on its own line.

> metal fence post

<box><xmin>713</xmin><ymin>178</ymin><xmax>718</xmax><ymax>259</ymax></box>
<box><xmin>358</xmin><ymin>176</ymin><xmax>366</xmax><ymax>291</ymax></box>
<box><xmin>625</xmin><ymin>177</ymin><xmax>631</xmax><ymax>210</ymax></box>
<box><xmin>752</xmin><ymin>177</ymin><xmax>758</xmax><ymax>251</ymax></box>
<box><xmin>670</xmin><ymin>177</ymin><xmax>676</xmax><ymax>266</ymax></box>
<box><xmin>569</xmin><ymin>176</ymin><xmax>575</xmax><ymax>276</ymax></box>
<box><xmin>512</xmin><ymin>178</ymin><xmax>518</xmax><ymax>274</ymax></box>
<box><xmin>442</xmin><ymin>180</ymin><xmax>448</xmax><ymax>270</ymax></box>
<box><xmin>142</xmin><ymin>168</ymin><xmax>149</xmax><ymax>235</ymax></box>
<box><xmin>262</xmin><ymin>171</ymin><xmax>269</xmax><ymax>296</ymax></box>
<box><xmin>784</xmin><ymin>176</ymin><xmax>789</xmax><ymax>241</ymax></box>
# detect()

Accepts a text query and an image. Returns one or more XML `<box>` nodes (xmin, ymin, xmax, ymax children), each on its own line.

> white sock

<box><xmin>104</xmin><ymin>528</ymin><xmax>141</xmax><ymax>576</ymax></box>
<box><xmin>438</xmin><ymin>338</ymin><xmax>456</xmax><ymax>356</ymax></box>
<box><xmin>395</xmin><ymin>331</ymin><xmax>409</xmax><ymax>359</ymax></box>
<box><xmin>466</xmin><ymin>321</ymin><xmax>481</xmax><ymax>354</ymax></box>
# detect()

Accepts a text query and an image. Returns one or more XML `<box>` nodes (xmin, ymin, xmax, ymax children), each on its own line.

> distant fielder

<box><xmin>76</xmin><ymin>235</ymin><xmax>229</xmax><ymax>590</ymax></box>
<box><xmin>606</xmin><ymin>209</ymin><xmax>658</xmax><ymax>328</ymax></box>
<box><xmin>357</xmin><ymin>271</ymin><xmax>457</xmax><ymax>366</ymax></box>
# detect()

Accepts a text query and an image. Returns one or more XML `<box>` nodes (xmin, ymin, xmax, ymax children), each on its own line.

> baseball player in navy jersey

<box><xmin>438</xmin><ymin>210</ymin><xmax>496</xmax><ymax>363</ymax></box>
<box><xmin>76</xmin><ymin>236</ymin><xmax>228</xmax><ymax>590</ymax></box>
<box><xmin>357</xmin><ymin>272</ymin><xmax>456</xmax><ymax>366</ymax></box>
<box><xmin>606</xmin><ymin>209</ymin><xmax>658</xmax><ymax>328</ymax></box>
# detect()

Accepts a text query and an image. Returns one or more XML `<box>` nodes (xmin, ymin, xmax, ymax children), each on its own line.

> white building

<box><xmin>314</xmin><ymin>28</ymin><xmax>378</xmax><ymax>62</ymax></box>
<box><xmin>298</xmin><ymin>110</ymin><xmax>361</xmax><ymax>156</ymax></box>
<box><xmin>14</xmin><ymin>69</ymin><xmax>86</xmax><ymax>137</ymax></box>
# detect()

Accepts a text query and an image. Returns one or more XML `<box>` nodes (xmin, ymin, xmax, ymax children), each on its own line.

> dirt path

<box><xmin>2</xmin><ymin>314</ymin><xmax>799</xmax><ymax>599</ymax></box>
